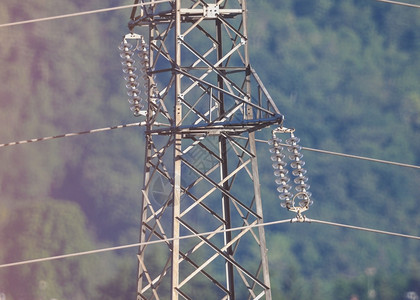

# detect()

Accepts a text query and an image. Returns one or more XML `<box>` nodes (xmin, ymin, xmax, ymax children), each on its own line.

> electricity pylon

<box><xmin>125</xmin><ymin>1</ymin><xmax>283</xmax><ymax>299</ymax></box>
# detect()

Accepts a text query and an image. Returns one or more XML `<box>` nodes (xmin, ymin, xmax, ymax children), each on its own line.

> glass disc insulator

<box><xmin>121</xmin><ymin>59</ymin><xmax>135</xmax><ymax>67</ymax></box>
<box><xmin>272</xmin><ymin>161</ymin><xmax>287</xmax><ymax>169</ymax></box>
<box><xmin>274</xmin><ymin>169</ymin><xmax>289</xmax><ymax>177</ymax></box>
<box><xmin>120</xmin><ymin>51</ymin><xmax>133</xmax><ymax>58</ymax></box>
<box><xmin>278</xmin><ymin>192</ymin><xmax>293</xmax><ymax>200</ymax></box>
<box><xmin>123</xmin><ymin>66</ymin><xmax>137</xmax><ymax>74</ymax></box>
<box><xmin>131</xmin><ymin>104</ymin><xmax>144</xmax><ymax>111</ymax></box>
<box><xmin>289</xmin><ymin>152</ymin><xmax>304</xmax><ymax>160</ymax></box>
<box><xmin>294</xmin><ymin>176</ymin><xmax>308</xmax><ymax>184</ymax></box>
<box><xmin>125</xmin><ymin>74</ymin><xmax>138</xmax><ymax>82</ymax></box>
<box><xmin>271</xmin><ymin>154</ymin><xmax>284</xmax><ymax>162</ymax></box>
<box><xmin>286</xmin><ymin>136</ymin><xmax>300</xmax><ymax>144</ymax></box>
<box><xmin>295</xmin><ymin>184</ymin><xmax>310</xmax><ymax>192</ymax></box>
<box><xmin>128</xmin><ymin>98</ymin><xmax>142</xmax><ymax>105</ymax></box>
<box><xmin>275</xmin><ymin>176</ymin><xmax>290</xmax><ymax>185</ymax></box>
<box><xmin>127</xmin><ymin>89</ymin><xmax>140</xmax><ymax>97</ymax></box>
<box><xmin>280</xmin><ymin>200</ymin><xmax>292</xmax><ymax>208</ymax></box>
<box><xmin>292</xmin><ymin>168</ymin><xmax>307</xmax><ymax>176</ymax></box>
<box><xmin>290</xmin><ymin>160</ymin><xmax>305</xmax><ymax>168</ymax></box>
<box><xmin>277</xmin><ymin>184</ymin><xmax>291</xmax><ymax>193</ymax></box>
<box><xmin>296</xmin><ymin>191</ymin><xmax>312</xmax><ymax>199</ymax></box>
<box><xmin>118</xmin><ymin>42</ymin><xmax>133</xmax><ymax>51</ymax></box>
<box><xmin>268</xmin><ymin>138</ymin><xmax>282</xmax><ymax>146</ymax></box>
<box><xmin>126</xmin><ymin>81</ymin><xmax>139</xmax><ymax>89</ymax></box>
<box><xmin>287</xmin><ymin>144</ymin><xmax>302</xmax><ymax>152</ymax></box>
<box><xmin>269</xmin><ymin>147</ymin><xmax>281</xmax><ymax>154</ymax></box>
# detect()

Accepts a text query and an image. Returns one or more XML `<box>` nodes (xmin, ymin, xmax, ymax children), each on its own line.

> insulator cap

<box><xmin>268</xmin><ymin>138</ymin><xmax>282</xmax><ymax>146</ymax></box>
<box><xmin>130</xmin><ymin>103</ymin><xmax>144</xmax><ymax>116</ymax></box>
<box><xmin>286</xmin><ymin>136</ymin><xmax>300</xmax><ymax>144</ymax></box>
<box><xmin>280</xmin><ymin>201</ymin><xmax>292</xmax><ymax>208</ymax></box>
<box><xmin>296</xmin><ymin>184</ymin><xmax>310</xmax><ymax>192</ymax></box>
<box><xmin>126</xmin><ymin>81</ymin><xmax>140</xmax><ymax>89</ymax></box>
<box><xmin>120</xmin><ymin>51</ymin><xmax>133</xmax><ymax>58</ymax></box>
<box><xmin>277</xmin><ymin>185</ymin><xmax>291</xmax><ymax>193</ymax></box>
<box><xmin>290</xmin><ymin>160</ymin><xmax>305</xmax><ymax>168</ymax></box>
<box><xmin>274</xmin><ymin>169</ymin><xmax>289</xmax><ymax>177</ymax></box>
<box><xmin>289</xmin><ymin>152</ymin><xmax>304</xmax><ymax>160</ymax></box>
<box><xmin>278</xmin><ymin>192</ymin><xmax>293</xmax><ymax>200</ymax></box>
<box><xmin>121</xmin><ymin>58</ymin><xmax>135</xmax><ymax>66</ymax></box>
<box><xmin>118</xmin><ymin>42</ymin><xmax>133</xmax><ymax>51</ymax></box>
<box><xmin>128</xmin><ymin>98</ymin><xmax>141</xmax><ymax>105</ymax></box>
<box><xmin>125</xmin><ymin>74</ymin><xmax>139</xmax><ymax>81</ymax></box>
<box><xmin>274</xmin><ymin>173</ymin><xmax>289</xmax><ymax>183</ymax></box>
<box><xmin>287</xmin><ymin>145</ymin><xmax>302</xmax><ymax>152</ymax></box>
<box><xmin>272</xmin><ymin>162</ymin><xmax>287</xmax><ymax>169</ymax></box>
<box><xmin>123</xmin><ymin>66</ymin><xmax>137</xmax><ymax>74</ymax></box>
<box><xmin>269</xmin><ymin>147</ymin><xmax>281</xmax><ymax>154</ymax></box>
<box><xmin>292</xmin><ymin>169</ymin><xmax>307</xmax><ymax>176</ymax></box>
<box><xmin>271</xmin><ymin>154</ymin><xmax>286</xmax><ymax>162</ymax></box>
<box><xmin>275</xmin><ymin>179</ymin><xmax>290</xmax><ymax>187</ymax></box>
<box><xmin>296</xmin><ymin>192</ymin><xmax>312</xmax><ymax>199</ymax></box>
<box><xmin>294</xmin><ymin>176</ymin><xmax>308</xmax><ymax>184</ymax></box>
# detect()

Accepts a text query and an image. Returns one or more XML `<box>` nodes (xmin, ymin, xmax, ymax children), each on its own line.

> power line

<box><xmin>0</xmin><ymin>219</ymin><xmax>292</xmax><ymax>269</ymax></box>
<box><xmin>291</xmin><ymin>143</ymin><xmax>420</xmax><ymax>170</ymax></box>
<box><xmin>0</xmin><ymin>122</ymin><xmax>145</xmax><ymax>148</ymax></box>
<box><xmin>375</xmin><ymin>0</ymin><xmax>420</xmax><ymax>8</ymax></box>
<box><xmin>1</xmin><ymin>126</ymin><xmax>419</xmax><ymax>172</ymax></box>
<box><xmin>0</xmin><ymin>0</ymin><xmax>415</xmax><ymax>29</ymax></box>
<box><xmin>0</xmin><ymin>0</ymin><xmax>171</xmax><ymax>29</ymax></box>
<box><xmin>250</xmin><ymin>137</ymin><xmax>420</xmax><ymax>170</ymax></box>
<box><xmin>0</xmin><ymin>1</ymin><xmax>416</xmax><ymax>29</ymax></box>
<box><xmin>2</xmin><ymin>215</ymin><xmax>420</xmax><ymax>269</ymax></box>
<box><xmin>309</xmin><ymin>218</ymin><xmax>420</xmax><ymax>240</ymax></box>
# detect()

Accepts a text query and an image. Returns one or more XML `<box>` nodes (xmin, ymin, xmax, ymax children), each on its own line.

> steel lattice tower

<box><xmin>125</xmin><ymin>1</ymin><xmax>283</xmax><ymax>299</ymax></box>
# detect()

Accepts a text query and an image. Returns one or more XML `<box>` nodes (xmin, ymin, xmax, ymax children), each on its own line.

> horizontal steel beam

<box><xmin>146</xmin><ymin>115</ymin><xmax>284</xmax><ymax>135</ymax></box>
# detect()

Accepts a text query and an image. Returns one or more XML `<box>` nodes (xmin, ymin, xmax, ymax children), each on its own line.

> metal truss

<box><xmin>127</xmin><ymin>1</ymin><xmax>283</xmax><ymax>299</ymax></box>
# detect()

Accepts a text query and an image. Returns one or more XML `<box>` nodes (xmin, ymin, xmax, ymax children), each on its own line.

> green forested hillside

<box><xmin>0</xmin><ymin>0</ymin><xmax>419</xmax><ymax>299</ymax></box>
<box><xmin>249</xmin><ymin>1</ymin><xmax>420</xmax><ymax>299</ymax></box>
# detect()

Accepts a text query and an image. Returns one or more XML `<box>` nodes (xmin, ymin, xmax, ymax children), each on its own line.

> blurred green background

<box><xmin>0</xmin><ymin>0</ymin><xmax>419</xmax><ymax>299</ymax></box>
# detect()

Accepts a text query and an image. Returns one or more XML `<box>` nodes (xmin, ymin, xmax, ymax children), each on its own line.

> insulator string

<box><xmin>268</xmin><ymin>129</ymin><xmax>313</xmax><ymax>212</ymax></box>
<box><xmin>120</xmin><ymin>34</ymin><xmax>151</xmax><ymax>117</ymax></box>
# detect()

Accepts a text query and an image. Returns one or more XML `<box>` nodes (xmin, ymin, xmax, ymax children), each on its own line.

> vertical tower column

<box><xmin>172</xmin><ymin>1</ymin><xmax>182</xmax><ymax>298</ymax></box>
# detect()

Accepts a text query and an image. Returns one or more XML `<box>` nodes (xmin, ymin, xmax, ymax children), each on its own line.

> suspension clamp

<box><xmin>291</xmin><ymin>211</ymin><xmax>310</xmax><ymax>223</ymax></box>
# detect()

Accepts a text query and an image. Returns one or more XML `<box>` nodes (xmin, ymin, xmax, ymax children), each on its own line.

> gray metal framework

<box><xmin>127</xmin><ymin>1</ymin><xmax>283</xmax><ymax>299</ymax></box>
